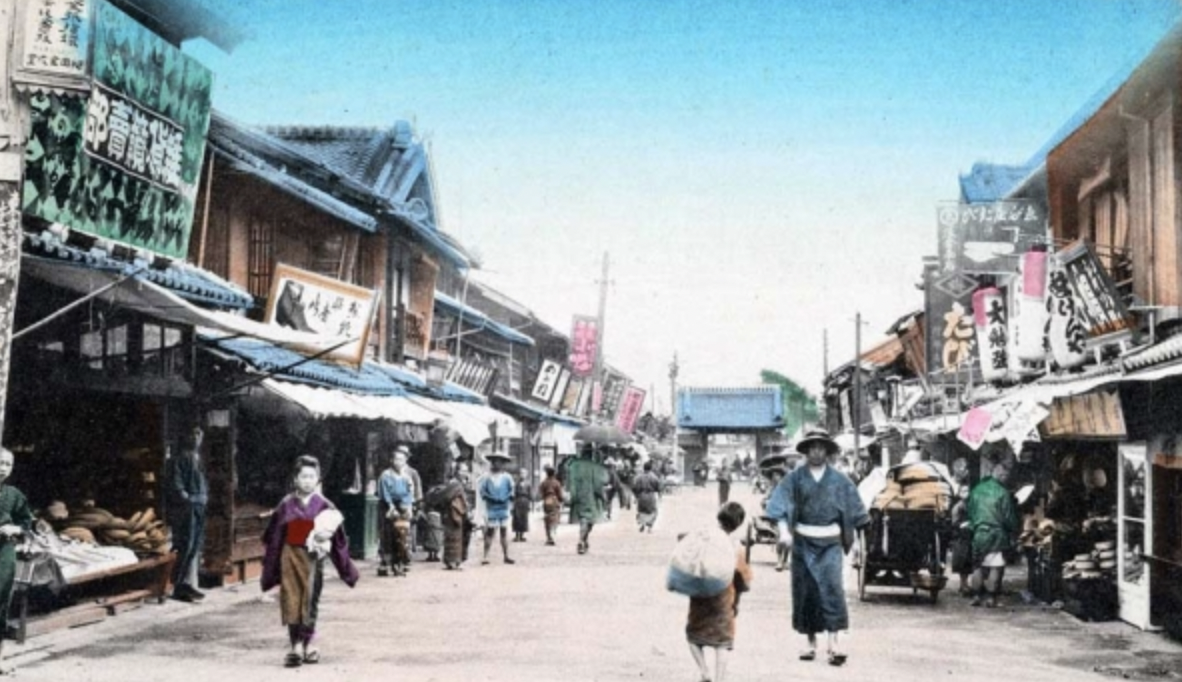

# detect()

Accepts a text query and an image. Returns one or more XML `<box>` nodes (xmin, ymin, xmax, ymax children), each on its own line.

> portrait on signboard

<box><xmin>264</xmin><ymin>263</ymin><xmax>381</xmax><ymax>366</ymax></box>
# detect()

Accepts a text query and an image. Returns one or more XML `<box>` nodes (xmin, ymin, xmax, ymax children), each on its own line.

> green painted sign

<box><xmin>22</xmin><ymin>0</ymin><xmax>212</xmax><ymax>259</ymax></box>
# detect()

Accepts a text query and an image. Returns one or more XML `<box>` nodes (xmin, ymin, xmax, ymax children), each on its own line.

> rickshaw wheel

<box><xmin>856</xmin><ymin>531</ymin><xmax>868</xmax><ymax>602</ymax></box>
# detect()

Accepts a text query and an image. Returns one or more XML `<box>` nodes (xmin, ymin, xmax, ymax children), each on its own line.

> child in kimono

<box><xmin>261</xmin><ymin>455</ymin><xmax>359</xmax><ymax>668</ymax></box>
<box><xmin>0</xmin><ymin>448</ymin><xmax>32</xmax><ymax>675</ymax></box>
<box><xmin>685</xmin><ymin>501</ymin><xmax>751</xmax><ymax>682</ymax></box>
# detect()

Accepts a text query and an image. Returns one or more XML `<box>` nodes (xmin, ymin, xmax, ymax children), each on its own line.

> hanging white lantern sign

<box><xmin>972</xmin><ymin>286</ymin><xmax>1009</xmax><ymax>383</ymax></box>
<box><xmin>1014</xmin><ymin>249</ymin><xmax>1049</xmax><ymax>363</ymax></box>
<box><xmin>1045</xmin><ymin>257</ymin><xmax>1087</xmax><ymax>370</ymax></box>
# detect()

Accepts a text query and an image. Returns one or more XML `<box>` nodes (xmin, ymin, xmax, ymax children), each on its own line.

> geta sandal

<box><xmin>284</xmin><ymin>652</ymin><xmax>303</xmax><ymax>668</ymax></box>
<box><xmin>828</xmin><ymin>651</ymin><xmax>847</xmax><ymax>666</ymax></box>
<box><xmin>799</xmin><ymin>649</ymin><xmax>816</xmax><ymax>661</ymax></box>
<box><xmin>303</xmin><ymin>649</ymin><xmax>320</xmax><ymax>664</ymax></box>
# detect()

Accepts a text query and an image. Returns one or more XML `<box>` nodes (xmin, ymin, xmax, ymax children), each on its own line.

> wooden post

<box><xmin>0</xmin><ymin>0</ymin><xmax>27</xmax><ymax>444</ymax></box>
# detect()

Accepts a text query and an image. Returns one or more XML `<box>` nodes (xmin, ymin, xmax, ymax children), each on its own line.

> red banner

<box><xmin>615</xmin><ymin>386</ymin><xmax>647</xmax><ymax>434</ymax></box>
<box><xmin>569</xmin><ymin>315</ymin><xmax>599</xmax><ymax>378</ymax></box>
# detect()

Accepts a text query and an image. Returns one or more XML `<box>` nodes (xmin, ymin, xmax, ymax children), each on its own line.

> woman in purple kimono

<box><xmin>262</xmin><ymin>455</ymin><xmax>360</xmax><ymax>668</ymax></box>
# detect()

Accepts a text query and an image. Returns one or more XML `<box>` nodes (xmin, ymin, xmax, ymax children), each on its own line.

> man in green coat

<box><xmin>966</xmin><ymin>464</ymin><xmax>1018</xmax><ymax>608</ymax></box>
<box><xmin>566</xmin><ymin>447</ymin><xmax>608</xmax><ymax>555</ymax></box>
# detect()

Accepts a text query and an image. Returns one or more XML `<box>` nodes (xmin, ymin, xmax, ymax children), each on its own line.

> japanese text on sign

<box><xmin>601</xmin><ymin>374</ymin><xmax>629</xmax><ymax>418</ymax></box>
<box><xmin>530</xmin><ymin>359</ymin><xmax>563</xmax><ymax>404</ymax></box>
<box><xmin>84</xmin><ymin>83</ymin><xmax>185</xmax><ymax>193</ymax></box>
<box><xmin>937</xmin><ymin>200</ymin><xmax>1046</xmax><ymax>274</ymax></box>
<box><xmin>615</xmin><ymin>387</ymin><xmax>647</xmax><ymax>434</ymax></box>
<box><xmin>264</xmin><ymin>263</ymin><xmax>380</xmax><ymax>367</ymax></box>
<box><xmin>21</xmin><ymin>0</ymin><xmax>89</xmax><ymax>79</ymax></box>
<box><xmin>569</xmin><ymin>316</ymin><xmax>599</xmax><ymax>378</ymax></box>
<box><xmin>1058</xmin><ymin>241</ymin><xmax>1131</xmax><ymax>340</ymax></box>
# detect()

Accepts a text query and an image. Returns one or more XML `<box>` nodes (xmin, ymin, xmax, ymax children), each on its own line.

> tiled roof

<box><xmin>205</xmin><ymin>335</ymin><xmax>406</xmax><ymax>395</ymax></box>
<box><xmin>24</xmin><ymin>231</ymin><xmax>253</xmax><ymax>309</ymax></box>
<box><xmin>208</xmin><ymin>112</ymin><xmax>471</xmax><ymax>268</ymax></box>
<box><xmin>434</xmin><ymin>292</ymin><xmax>536</xmax><ymax>346</ymax></box>
<box><xmin>1123</xmin><ymin>333</ymin><xmax>1182</xmax><ymax>371</ymax></box>
<box><xmin>959</xmin><ymin>163</ymin><xmax>1037</xmax><ymax>204</ymax></box>
<box><xmin>677</xmin><ymin>387</ymin><xmax>784</xmax><ymax>430</ymax></box>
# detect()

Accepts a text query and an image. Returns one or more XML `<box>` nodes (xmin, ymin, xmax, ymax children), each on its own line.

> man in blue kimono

<box><xmin>766</xmin><ymin>428</ymin><xmax>869</xmax><ymax>667</ymax></box>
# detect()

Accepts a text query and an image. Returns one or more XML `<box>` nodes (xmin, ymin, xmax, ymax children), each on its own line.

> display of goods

<box><xmin>59</xmin><ymin>506</ymin><xmax>170</xmax><ymax>555</ymax></box>
<box><xmin>893</xmin><ymin>464</ymin><xmax>943</xmax><ymax>484</ymax></box>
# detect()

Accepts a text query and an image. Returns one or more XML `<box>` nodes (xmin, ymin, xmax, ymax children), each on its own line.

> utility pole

<box><xmin>593</xmin><ymin>252</ymin><xmax>610</xmax><ymax>420</ymax></box>
<box><xmin>823</xmin><ymin>328</ymin><xmax>829</xmax><ymax>380</ymax></box>
<box><xmin>853</xmin><ymin>313</ymin><xmax>862</xmax><ymax>465</ymax></box>
<box><xmin>669</xmin><ymin>351</ymin><xmax>679</xmax><ymax>479</ymax></box>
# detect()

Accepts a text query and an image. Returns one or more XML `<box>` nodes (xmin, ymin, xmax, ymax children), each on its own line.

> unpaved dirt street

<box><xmin>8</xmin><ymin>484</ymin><xmax>1182</xmax><ymax>681</ymax></box>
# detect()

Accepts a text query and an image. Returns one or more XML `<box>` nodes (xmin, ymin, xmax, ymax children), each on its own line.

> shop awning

<box><xmin>24</xmin><ymin>233</ymin><xmax>253</xmax><ymax>309</ymax></box>
<box><xmin>541</xmin><ymin>422</ymin><xmax>581</xmax><ymax>456</ymax></box>
<box><xmin>20</xmin><ymin>255</ymin><xmax>353</xmax><ymax>356</ymax></box>
<box><xmin>433</xmin><ymin>292</ymin><xmax>535</xmax><ymax>346</ymax></box>
<box><xmin>491</xmin><ymin>392</ymin><xmax>585</xmax><ymax>427</ymax></box>
<box><xmin>405</xmin><ymin>395</ymin><xmax>520</xmax><ymax>446</ymax></box>
<box><xmin>259</xmin><ymin>379</ymin><xmax>447</xmax><ymax>423</ymax></box>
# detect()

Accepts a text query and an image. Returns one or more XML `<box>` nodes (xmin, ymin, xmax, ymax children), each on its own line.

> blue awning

<box><xmin>369</xmin><ymin>362</ymin><xmax>486</xmax><ymax>404</ymax></box>
<box><xmin>23</xmin><ymin>231</ymin><xmax>253</xmax><ymax>309</ymax></box>
<box><xmin>203</xmin><ymin>335</ymin><xmax>407</xmax><ymax>395</ymax></box>
<box><xmin>433</xmin><ymin>292</ymin><xmax>535</xmax><ymax>346</ymax></box>
<box><xmin>491</xmin><ymin>392</ymin><xmax>584</xmax><ymax>427</ymax></box>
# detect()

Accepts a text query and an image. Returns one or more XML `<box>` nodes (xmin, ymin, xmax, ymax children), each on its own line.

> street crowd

<box><xmin>0</xmin><ymin>427</ymin><xmax>1024</xmax><ymax>679</ymax></box>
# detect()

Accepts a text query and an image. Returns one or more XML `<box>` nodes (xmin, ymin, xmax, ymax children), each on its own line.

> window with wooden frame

<box><xmin>248</xmin><ymin>214</ymin><xmax>276</xmax><ymax>300</ymax></box>
<box><xmin>1075</xmin><ymin>155</ymin><xmax>1133</xmax><ymax>305</ymax></box>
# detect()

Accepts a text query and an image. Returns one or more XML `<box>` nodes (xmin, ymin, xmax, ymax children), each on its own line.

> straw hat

<box><xmin>485</xmin><ymin>451</ymin><xmax>512</xmax><ymax>462</ymax></box>
<box><xmin>795</xmin><ymin>428</ymin><xmax>839</xmax><ymax>456</ymax></box>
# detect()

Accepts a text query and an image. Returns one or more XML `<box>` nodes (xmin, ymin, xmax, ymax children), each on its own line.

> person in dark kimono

<box><xmin>537</xmin><ymin>466</ymin><xmax>564</xmax><ymax>546</ymax></box>
<box><xmin>716</xmin><ymin>458</ymin><xmax>733</xmax><ymax>506</ymax></box>
<box><xmin>631</xmin><ymin>461</ymin><xmax>663</xmax><ymax>533</ymax></box>
<box><xmin>439</xmin><ymin>466</ymin><xmax>470</xmax><ymax>570</ymax></box>
<box><xmin>967</xmin><ymin>464</ymin><xmax>1018</xmax><ymax>608</ymax></box>
<box><xmin>262</xmin><ymin>455</ymin><xmax>359</xmax><ymax>668</ymax></box>
<box><xmin>568</xmin><ymin>446</ymin><xmax>609</xmax><ymax>555</ymax></box>
<box><xmin>766</xmin><ymin>429</ymin><xmax>869</xmax><ymax>667</ymax></box>
<box><xmin>511</xmin><ymin>468</ymin><xmax>532</xmax><ymax>542</ymax></box>
<box><xmin>165</xmin><ymin>425</ymin><xmax>208</xmax><ymax>602</ymax></box>
<box><xmin>0</xmin><ymin>448</ymin><xmax>32</xmax><ymax>674</ymax></box>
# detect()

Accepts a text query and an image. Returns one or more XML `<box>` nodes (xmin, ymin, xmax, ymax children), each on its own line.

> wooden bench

<box><xmin>13</xmin><ymin>553</ymin><xmax>175</xmax><ymax>643</ymax></box>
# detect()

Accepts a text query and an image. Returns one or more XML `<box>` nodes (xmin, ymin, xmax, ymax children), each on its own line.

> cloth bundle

<box><xmin>306</xmin><ymin>509</ymin><xmax>344</xmax><ymax>557</ymax></box>
<box><xmin>873</xmin><ymin>463</ymin><xmax>953</xmax><ymax>512</ymax></box>
<box><xmin>666</xmin><ymin>526</ymin><xmax>735</xmax><ymax>598</ymax></box>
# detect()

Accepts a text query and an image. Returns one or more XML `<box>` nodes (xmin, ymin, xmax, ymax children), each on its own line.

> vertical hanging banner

<box><xmin>548</xmin><ymin>368</ymin><xmax>572</xmax><ymax>411</ymax></box>
<box><xmin>972</xmin><ymin>287</ymin><xmax>1009</xmax><ymax>383</ymax></box>
<box><xmin>616</xmin><ymin>386</ymin><xmax>647</xmax><ymax>434</ymax></box>
<box><xmin>925</xmin><ymin>266</ymin><xmax>978</xmax><ymax>376</ymax></box>
<box><xmin>530</xmin><ymin>359</ymin><xmax>562</xmax><ymax>404</ymax></box>
<box><xmin>601</xmin><ymin>373</ymin><xmax>629</xmax><ymax>419</ymax></box>
<box><xmin>1014</xmin><ymin>249</ymin><xmax>1048</xmax><ymax>363</ymax></box>
<box><xmin>569</xmin><ymin>316</ymin><xmax>599</xmax><ymax>378</ymax></box>
<box><xmin>21</xmin><ymin>0</ymin><xmax>214</xmax><ymax>259</ymax></box>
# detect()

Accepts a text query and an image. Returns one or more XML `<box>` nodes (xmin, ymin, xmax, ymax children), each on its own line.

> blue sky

<box><xmin>190</xmin><ymin>1</ymin><xmax>1180</xmax><ymax>409</ymax></box>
